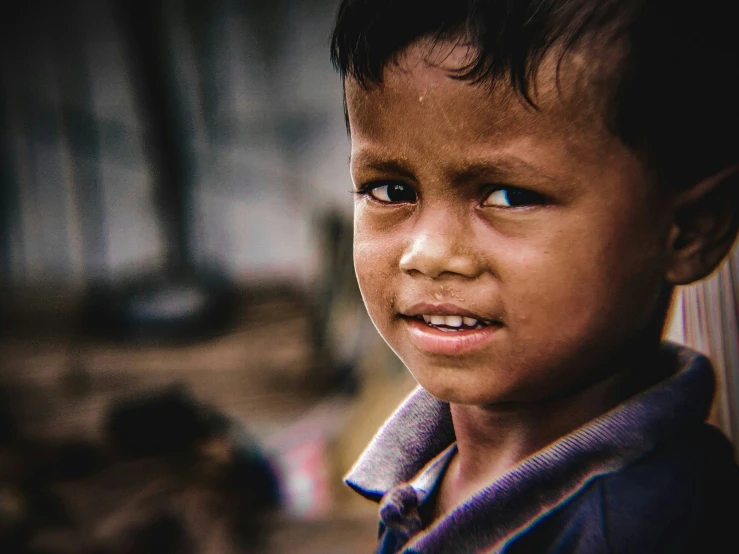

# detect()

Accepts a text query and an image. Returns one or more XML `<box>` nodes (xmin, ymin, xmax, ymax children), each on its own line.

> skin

<box><xmin>346</xmin><ymin>39</ymin><xmax>739</xmax><ymax>517</ymax></box>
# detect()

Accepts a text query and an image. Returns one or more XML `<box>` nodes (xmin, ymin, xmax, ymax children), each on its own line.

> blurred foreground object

<box><xmin>0</xmin><ymin>386</ymin><xmax>280</xmax><ymax>554</ymax></box>
<box><xmin>0</xmin><ymin>282</ymin><xmax>383</xmax><ymax>552</ymax></box>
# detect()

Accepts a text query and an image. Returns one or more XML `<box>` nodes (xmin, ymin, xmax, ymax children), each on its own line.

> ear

<box><xmin>665</xmin><ymin>165</ymin><xmax>739</xmax><ymax>285</ymax></box>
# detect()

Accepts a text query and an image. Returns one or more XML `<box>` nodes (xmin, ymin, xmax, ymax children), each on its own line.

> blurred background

<box><xmin>0</xmin><ymin>0</ymin><xmax>416</xmax><ymax>552</ymax></box>
<box><xmin>0</xmin><ymin>1</ymin><xmax>737</xmax><ymax>553</ymax></box>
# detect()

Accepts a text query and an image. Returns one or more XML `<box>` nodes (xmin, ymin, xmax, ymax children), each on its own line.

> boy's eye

<box><xmin>368</xmin><ymin>182</ymin><xmax>417</xmax><ymax>203</ymax></box>
<box><xmin>483</xmin><ymin>187</ymin><xmax>545</xmax><ymax>208</ymax></box>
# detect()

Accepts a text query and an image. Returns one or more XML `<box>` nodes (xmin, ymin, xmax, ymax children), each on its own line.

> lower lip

<box><xmin>402</xmin><ymin>317</ymin><xmax>501</xmax><ymax>356</ymax></box>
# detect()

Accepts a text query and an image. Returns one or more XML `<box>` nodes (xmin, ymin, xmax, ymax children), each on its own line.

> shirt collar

<box><xmin>346</xmin><ymin>342</ymin><xmax>716</xmax><ymax>552</ymax></box>
<box><xmin>409</xmin><ymin>442</ymin><xmax>457</xmax><ymax>506</ymax></box>
<box><xmin>345</xmin><ymin>342</ymin><xmax>715</xmax><ymax>503</ymax></box>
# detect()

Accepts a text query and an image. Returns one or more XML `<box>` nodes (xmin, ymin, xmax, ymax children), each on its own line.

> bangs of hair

<box><xmin>330</xmin><ymin>0</ymin><xmax>627</xmax><ymax>105</ymax></box>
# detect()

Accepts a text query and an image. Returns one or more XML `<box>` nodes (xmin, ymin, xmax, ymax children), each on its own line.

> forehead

<box><xmin>345</xmin><ymin>38</ymin><xmax>618</xmax><ymax>167</ymax></box>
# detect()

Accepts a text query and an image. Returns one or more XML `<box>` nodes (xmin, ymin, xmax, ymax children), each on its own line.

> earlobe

<box><xmin>665</xmin><ymin>165</ymin><xmax>739</xmax><ymax>285</ymax></box>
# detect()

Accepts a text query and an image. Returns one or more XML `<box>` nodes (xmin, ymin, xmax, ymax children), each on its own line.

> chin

<box><xmin>409</xmin><ymin>366</ymin><xmax>512</xmax><ymax>406</ymax></box>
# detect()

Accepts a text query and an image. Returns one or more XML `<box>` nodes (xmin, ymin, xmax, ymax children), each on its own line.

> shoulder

<box><xmin>507</xmin><ymin>424</ymin><xmax>739</xmax><ymax>554</ymax></box>
<box><xmin>601</xmin><ymin>423</ymin><xmax>739</xmax><ymax>554</ymax></box>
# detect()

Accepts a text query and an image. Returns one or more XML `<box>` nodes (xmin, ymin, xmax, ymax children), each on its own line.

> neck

<box><xmin>442</xmin><ymin>340</ymin><xmax>671</xmax><ymax>508</ymax></box>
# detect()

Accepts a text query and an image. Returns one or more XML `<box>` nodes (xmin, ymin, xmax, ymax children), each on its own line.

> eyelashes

<box><xmin>364</xmin><ymin>182</ymin><xmax>417</xmax><ymax>203</ymax></box>
<box><xmin>483</xmin><ymin>188</ymin><xmax>547</xmax><ymax>208</ymax></box>
<box><xmin>354</xmin><ymin>181</ymin><xmax>548</xmax><ymax>209</ymax></box>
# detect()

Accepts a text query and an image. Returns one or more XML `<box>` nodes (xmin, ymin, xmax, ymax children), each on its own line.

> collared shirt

<box><xmin>345</xmin><ymin>343</ymin><xmax>738</xmax><ymax>553</ymax></box>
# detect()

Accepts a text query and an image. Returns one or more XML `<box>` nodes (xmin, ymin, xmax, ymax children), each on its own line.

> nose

<box><xmin>399</xmin><ymin>208</ymin><xmax>479</xmax><ymax>279</ymax></box>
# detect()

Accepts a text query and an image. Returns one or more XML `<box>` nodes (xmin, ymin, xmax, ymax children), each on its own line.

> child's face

<box><xmin>347</xmin><ymin>41</ymin><xmax>675</xmax><ymax>406</ymax></box>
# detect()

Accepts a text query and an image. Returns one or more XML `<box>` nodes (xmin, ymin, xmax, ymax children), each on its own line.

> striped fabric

<box><xmin>669</xmin><ymin>245</ymin><xmax>739</xmax><ymax>457</ymax></box>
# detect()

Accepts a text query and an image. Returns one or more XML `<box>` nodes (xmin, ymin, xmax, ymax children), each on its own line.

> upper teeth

<box><xmin>422</xmin><ymin>315</ymin><xmax>480</xmax><ymax>327</ymax></box>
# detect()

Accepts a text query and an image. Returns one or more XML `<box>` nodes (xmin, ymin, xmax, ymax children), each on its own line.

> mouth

<box><xmin>407</xmin><ymin>314</ymin><xmax>497</xmax><ymax>332</ymax></box>
<box><xmin>400</xmin><ymin>314</ymin><xmax>502</xmax><ymax>356</ymax></box>
<box><xmin>397</xmin><ymin>303</ymin><xmax>503</xmax><ymax>355</ymax></box>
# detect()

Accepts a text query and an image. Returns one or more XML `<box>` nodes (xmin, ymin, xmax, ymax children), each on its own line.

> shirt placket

<box><xmin>376</xmin><ymin>484</ymin><xmax>423</xmax><ymax>554</ymax></box>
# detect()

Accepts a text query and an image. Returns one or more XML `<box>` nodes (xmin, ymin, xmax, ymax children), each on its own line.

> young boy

<box><xmin>330</xmin><ymin>1</ymin><xmax>739</xmax><ymax>552</ymax></box>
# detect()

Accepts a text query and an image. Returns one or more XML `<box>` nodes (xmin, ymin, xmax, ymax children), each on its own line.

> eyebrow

<box><xmin>350</xmin><ymin>153</ymin><xmax>559</xmax><ymax>184</ymax></box>
<box><xmin>349</xmin><ymin>156</ymin><xmax>418</xmax><ymax>181</ymax></box>
<box><xmin>451</xmin><ymin>159</ymin><xmax>559</xmax><ymax>184</ymax></box>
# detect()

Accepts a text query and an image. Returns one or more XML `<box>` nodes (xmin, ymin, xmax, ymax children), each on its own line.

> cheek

<box><xmin>499</xmin><ymin>213</ymin><xmax>666</xmax><ymax>346</ymax></box>
<box><xmin>353</xmin><ymin>226</ymin><xmax>399</xmax><ymax>325</ymax></box>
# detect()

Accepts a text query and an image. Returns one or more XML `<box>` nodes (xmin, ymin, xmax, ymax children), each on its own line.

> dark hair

<box><xmin>330</xmin><ymin>0</ymin><xmax>739</xmax><ymax>189</ymax></box>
